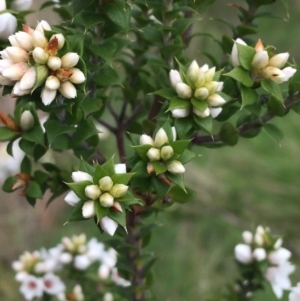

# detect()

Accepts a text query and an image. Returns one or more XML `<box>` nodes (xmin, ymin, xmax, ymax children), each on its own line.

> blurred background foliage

<box><xmin>1</xmin><ymin>0</ymin><xmax>300</xmax><ymax>300</ymax></box>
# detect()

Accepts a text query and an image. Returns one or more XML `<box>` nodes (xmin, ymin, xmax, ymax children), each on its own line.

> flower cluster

<box><xmin>0</xmin><ymin>20</ymin><xmax>85</xmax><ymax>105</ymax></box>
<box><xmin>234</xmin><ymin>226</ymin><xmax>295</xmax><ymax>299</ymax></box>
<box><xmin>140</xmin><ymin>127</ymin><xmax>185</xmax><ymax>175</ymax></box>
<box><xmin>231</xmin><ymin>38</ymin><xmax>296</xmax><ymax>83</ymax></box>
<box><xmin>169</xmin><ymin>60</ymin><xmax>226</xmax><ymax>119</ymax></box>
<box><xmin>12</xmin><ymin>234</ymin><xmax>129</xmax><ymax>301</ymax></box>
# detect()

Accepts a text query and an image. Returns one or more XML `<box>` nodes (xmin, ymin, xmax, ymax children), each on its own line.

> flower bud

<box><xmin>35</xmin><ymin>20</ymin><xmax>51</xmax><ymax>33</ymax></box>
<box><xmin>193</xmin><ymin>107</ymin><xmax>210</xmax><ymax>118</ymax></box>
<box><xmin>8</xmin><ymin>35</ymin><xmax>20</xmax><ymax>47</ymax></box>
<box><xmin>251</xmin><ymin>51</ymin><xmax>269</xmax><ymax>69</ymax></box>
<box><xmin>112</xmin><ymin>201</ymin><xmax>123</xmax><ymax>212</ymax></box>
<box><xmin>64</xmin><ymin>191</ymin><xmax>80</xmax><ymax>207</ymax></box>
<box><xmin>32</xmin><ymin>30</ymin><xmax>48</xmax><ymax>48</ymax></box>
<box><xmin>154</xmin><ymin>128</ymin><xmax>168</xmax><ymax>148</ymax></box>
<box><xmin>255</xmin><ymin>38</ymin><xmax>264</xmax><ymax>52</ymax></box>
<box><xmin>171</xmin><ymin>126</ymin><xmax>176</xmax><ymax>141</ymax></box>
<box><xmin>160</xmin><ymin>145</ymin><xmax>174</xmax><ymax>161</ymax></box>
<box><xmin>210</xmin><ymin>107</ymin><xmax>222</xmax><ymax>118</ymax></box>
<box><xmin>194</xmin><ymin>87</ymin><xmax>209</xmax><ymax>100</ymax></box>
<box><xmin>32</xmin><ymin>47</ymin><xmax>49</xmax><ymax>64</ymax></box>
<box><xmin>281</xmin><ymin>67</ymin><xmax>296</xmax><ymax>81</ymax></box>
<box><xmin>59</xmin><ymin>81</ymin><xmax>77</xmax><ymax>99</ymax></box>
<box><xmin>207</xmin><ymin>94</ymin><xmax>226</xmax><ymax>107</ymax></box>
<box><xmin>100</xmin><ymin>193</ymin><xmax>114</xmax><ymax>207</ymax></box>
<box><xmin>268</xmin><ymin>248</ymin><xmax>291</xmax><ymax>265</ymax></box>
<box><xmin>45</xmin><ymin>75</ymin><xmax>60</xmax><ymax>90</ymax></box>
<box><xmin>242</xmin><ymin>231</ymin><xmax>253</xmax><ymax>244</ymax></box>
<box><xmin>234</xmin><ymin>244</ymin><xmax>252</xmax><ymax>264</ymax></box>
<box><xmin>98</xmin><ymin>264</ymin><xmax>110</xmax><ymax>279</ymax></box>
<box><xmin>99</xmin><ymin>176</ymin><xmax>113</xmax><ymax>191</ymax></box>
<box><xmin>61</xmin><ymin>52</ymin><xmax>80</xmax><ymax>68</ymax></box>
<box><xmin>110</xmin><ymin>184</ymin><xmax>128</xmax><ymax>198</ymax></box>
<box><xmin>50</xmin><ymin>34</ymin><xmax>65</xmax><ymax>50</ymax></box>
<box><xmin>0</xmin><ymin>59</ymin><xmax>14</xmax><ymax>73</ymax></box>
<box><xmin>0</xmin><ymin>0</ymin><xmax>6</xmax><ymax>10</ymax></box>
<box><xmin>47</xmin><ymin>56</ymin><xmax>62</xmax><ymax>71</ymax></box>
<box><xmin>5</xmin><ymin>46</ymin><xmax>29</xmax><ymax>63</ymax></box>
<box><xmin>268</xmin><ymin>53</ymin><xmax>289</xmax><ymax>69</ymax></box>
<box><xmin>171</xmin><ymin>108</ymin><xmax>189</xmax><ymax>118</ymax></box>
<box><xmin>167</xmin><ymin>160</ymin><xmax>185</xmax><ymax>174</ymax></box>
<box><xmin>2</xmin><ymin>62</ymin><xmax>30</xmax><ymax>81</ymax></box>
<box><xmin>139</xmin><ymin>134</ymin><xmax>154</xmax><ymax>146</ymax></box>
<box><xmin>187</xmin><ymin>60</ymin><xmax>200</xmax><ymax>83</ymax></box>
<box><xmin>114</xmin><ymin>164</ymin><xmax>126</xmax><ymax>174</ymax></box>
<box><xmin>69</xmin><ymin>68</ymin><xmax>86</xmax><ymax>84</ymax></box>
<box><xmin>169</xmin><ymin>69</ymin><xmax>183</xmax><ymax>89</ymax></box>
<box><xmin>82</xmin><ymin>200</ymin><xmax>96</xmax><ymax>218</ymax></box>
<box><xmin>72</xmin><ymin>171</ymin><xmax>93</xmax><ymax>183</ymax></box>
<box><xmin>194</xmin><ymin>72</ymin><xmax>205</xmax><ymax>88</ymax></box>
<box><xmin>0</xmin><ymin>13</ymin><xmax>17</xmax><ymax>40</ymax></box>
<box><xmin>85</xmin><ymin>185</ymin><xmax>101</xmax><ymax>200</ymax></box>
<box><xmin>231</xmin><ymin>38</ymin><xmax>247</xmax><ymax>67</ymax></box>
<box><xmin>12</xmin><ymin>81</ymin><xmax>31</xmax><ymax>97</ymax></box>
<box><xmin>176</xmin><ymin>82</ymin><xmax>192</xmax><ymax>99</ymax></box>
<box><xmin>100</xmin><ymin>216</ymin><xmax>118</xmax><ymax>236</ymax></box>
<box><xmin>147</xmin><ymin>147</ymin><xmax>160</xmax><ymax>161</ymax></box>
<box><xmin>274</xmin><ymin>238</ymin><xmax>283</xmax><ymax>249</ymax></box>
<box><xmin>15</xmin><ymin>31</ymin><xmax>33</xmax><ymax>51</ymax></box>
<box><xmin>103</xmin><ymin>292</ymin><xmax>114</xmax><ymax>301</ymax></box>
<box><xmin>59</xmin><ymin>253</ymin><xmax>72</xmax><ymax>264</ymax></box>
<box><xmin>19</xmin><ymin>67</ymin><xmax>36</xmax><ymax>90</ymax></box>
<box><xmin>41</xmin><ymin>87</ymin><xmax>57</xmax><ymax>106</ymax></box>
<box><xmin>20</xmin><ymin>110</ymin><xmax>34</xmax><ymax>131</ymax></box>
<box><xmin>147</xmin><ymin>162</ymin><xmax>154</xmax><ymax>174</ymax></box>
<box><xmin>262</xmin><ymin>66</ymin><xmax>286</xmax><ymax>83</ymax></box>
<box><xmin>204</xmin><ymin>67</ymin><xmax>215</xmax><ymax>82</ymax></box>
<box><xmin>205</xmin><ymin>81</ymin><xmax>219</xmax><ymax>94</ymax></box>
<box><xmin>253</xmin><ymin>248</ymin><xmax>267</xmax><ymax>261</ymax></box>
<box><xmin>254</xmin><ymin>232</ymin><xmax>264</xmax><ymax>246</ymax></box>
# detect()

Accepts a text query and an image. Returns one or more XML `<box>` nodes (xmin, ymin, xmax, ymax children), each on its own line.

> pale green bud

<box><xmin>32</xmin><ymin>47</ymin><xmax>49</xmax><ymax>64</ymax></box>
<box><xmin>187</xmin><ymin>60</ymin><xmax>200</xmax><ymax>83</ymax></box>
<box><xmin>100</xmin><ymin>193</ymin><xmax>114</xmax><ymax>207</ymax></box>
<box><xmin>205</xmin><ymin>81</ymin><xmax>219</xmax><ymax>94</ymax></box>
<box><xmin>268</xmin><ymin>53</ymin><xmax>289</xmax><ymax>69</ymax></box>
<box><xmin>160</xmin><ymin>145</ymin><xmax>174</xmax><ymax>161</ymax></box>
<box><xmin>207</xmin><ymin>94</ymin><xmax>226</xmax><ymax>107</ymax></box>
<box><xmin>99</xmin><ymin>176</ymin><xmax>113</xmax><ymax>191</ymax></box>
<box><xmin>139</xmin><ymin>134</ymin><xmax>154</xmax><ymax>146</ymax></box>
<box><xmin>167</xmin><ymin>160</ymin><xmax>185</xmax><ymax>174</ymax></box>
<box><xmin>110</xmin><ymin>184</ymin><xmax>128</xmax><ymax>198</ymax></box>
<box><xmin>85</xmin><ymin>185</ymin><xmax>101</xmax><ymax>200</ymax></box>
<box><xmin>47</xmin><ymin>56</ymin><xmax>61</xmax><ymax>71</ymax></box>
<box><xmin>194</xmin><ymin>87</ymin><xmax>209</xmax><ymax>100</ymax></box>
<box><xmin>154</xmin><ymin>128</ymin><xmax>168</xmax><ymax>148</ymax></box>
<box><xmin>194</xmin><ymin>72</ymin><xmax>205</xmax><ymax>88</ymax></box>
<box><xmin>175</xmin><ymin>83</ymin><xmax>192</xmax><ymax>99</ymax></box>
<box><xmin>204</xmin><ymin>67</ymin><xmax>215</xmax><ymax>83</ymax></box>
<box><xmin>147</xmin><ymin>147</ymin><xmax>161</xmax><ymax>161</ymax></box>
<box><xmin>20</xmin><ymin>110</ymin><xmax>34</xmax><ymax>131</ymax></box>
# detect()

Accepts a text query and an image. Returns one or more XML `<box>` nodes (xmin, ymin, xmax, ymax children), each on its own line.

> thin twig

<box><xmin>124</xmin><ymin>103</ymin><xmax>143</xmax><ymax>128</ymax></box>
<box><xmin>97</xmin><ymin>119</ymin><xmax>116</xmax><ymax>133</ymax></box>
<box><xmin>108</xmin><ymin>102</ymin><xmax>119</xmax><ymax>121</ymax></box>
<box><xmin>119</xmin><ymin>101</ymin><xmax>128</xmax><ymax>122</ymax></box>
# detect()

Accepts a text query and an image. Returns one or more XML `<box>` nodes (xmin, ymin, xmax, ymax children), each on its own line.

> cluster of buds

<box><xmin>0</xmin><ymin>20</ymin><xmax>85</xmax><ymax>105</ymax></box>
<box><xmin>231</xmin><ymin>38</ymin><xmax>296</xmax><ymax>83</ymax></box>
<box><xmin>12</xmin><ymin>234</ymin><xmax>129</xmax><ymax>301</ymax></box>
<box><xmin>140</xmin><ymin>127</ymin><xmax>185</xmax><ymax>175</ymax></box>
<box><xmin>169</xmin><ymin>60</ymin><xmax>226</xmax><ymax>119</ymax></box>
<box><xmin>234</xmin><ymin>226</ymin><xmax>295</xmax><ymax>299</ymax></box>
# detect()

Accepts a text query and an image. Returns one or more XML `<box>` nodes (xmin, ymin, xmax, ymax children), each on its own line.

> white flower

<box><xmin>242</xmin><ymin>231</ymin><xmax>253</xmax><ymax>244</ymax></box>
<box><xmin>71</xmin><ymin>171</ymin><xmax>93</xmax><ymax>183</ymax></box>
<box><xmin>231</xmin><ymin>38</ymin><xmax>247</xmax><ymax>67</ymax></box>
<box><xmin>210</xmin><ymin>107</ymin><xmax>222</xmax><ymax>118</ymax></box>
<box><xmin>234</xmin><ymin>244</ymin><xmax>252</xmax><ymax>264</ymax></box>
<box><xmin>171</xmin><ymin>108</ymin><xmax>189</xmax><ymax>118</ymax></box>
<box><xmin>169</xmin><ymin>69</ymin><xmax>183</xmax><ymax>89</ymax></box>
<box><xmin>154</xmin><ymin>128</ymin><xmax>169</xmax><ymax>148</ymax></box>
<box><xmin>139</xmin><ymin>134</ymin><xmax>154</xmax><ymax>146</ymax></box>
<box><xmin>42</xmin><ymin>273</ymin><xmax>65</xmax><ymax>296</ymax></box>
<box><xmin>265</xmin><ymin>261</ymin><xmax>295</xmax><ymax>299</ymax></box>
<box><xmin>0</xmin><ymin>13</ymin><xmax>17</xmax><ymax>40</ymax></box>
<box><xmin>100</xmin><ymin>193</ymin><xmax>114</xmax><ymax>207</ymax></box>
<box><xmin>167</xmin><ymin>160</ymin><xmax>185</xmax><ymax>174</ymax></box>
<box><xmin>86</xmin><ymin>238</ymin><xmax>105</xmax><ymax>262</ymax></box>
<box><xmin>289</xmin><ymin>283</ymin><xmax>300</xmax><ymax>301</ymax></box>
<box><xmin>114</xmin><ymin>163</ymin><xmax>126</xmax><ymax>174</ymax></box>
<box><xmin>268</xmin><ymin>247</ymin><xmax>291</xmax><ymax>265</ymax></box>
<box><xmin>100</xmin><ymin>216</ymin><xmax>118</xmax><ymax>236</ymax></box>
<box><xmin>74</xmin><ymin>254</ymin><xmax>91</xmax><ymax>270</ymax></box>
<box><xmin>253</xmin><ymin>248</ymin><xmax>267</xmax><ymax>261</ymax></box>
<box><xmin>111</xmin><ymin>268</ymin><xmax>131</xmax><ymax>287</ymax></box>
<box><xmin>20</xmin><ymin>111</ymin><xmax>34</xmax><ymax>131</ymax></box>
<box><xmin>20</xmin><ymin>275</ymin><xmax>44</xmax><ymax>300</ymax></box>
<box><xmin>175</xmin><ymin>82</ymin><xmax>193</xmax><ymax>99</ymax></box>
<box><xmin>82</xmin><ymin>200</ymin><xmax>96</xmax><ymax>218</ymax></box>
<box><xmin>64</xmin><ymin>191</ymin><xmax>80</xmax><ymax>207</ymax></box>
<box><xmin>98</xmin><ymin>263</ymin><xmax>111</xmax><ymax>279</ymax></box>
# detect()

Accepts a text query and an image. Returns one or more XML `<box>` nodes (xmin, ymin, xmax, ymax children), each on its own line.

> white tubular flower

<box><xmin>61</xmin><ymin>52</ymin><xmax>80</xmax><ymax>68</ymax></box>
<box><xmin>51</xmin><ymin>34</ymin><xmax>65</xmax><ymax>50</ymax></box>
<box><xmin>210</xmin><ymin>107</ymin><xmax>222</xmax><ymax>118</ymax></box>
<box><xmin>154</xmin><ymin>128</ymin><xmax>168</xmax><ymax>148</ymax></box>
<box><xmin>242</xmin><ymin>231</ymin><xmax>253</xmax><ymax>244</ymax></box>
<box><xmin>32</xmin><ymin>30</ymin><xmax>48</xmax><ymax>48</ymax></box>
<box><xmin>5</xmin><ymin>46</ymin><xmax>29</xmax><ymax>62</ymax></box>
<box><xmin>268</xmin><ymin>247</ymin><xmax>291</xmax><ymax>265</ymax></box>
<box><xmin>20</xmin><ymin>111</ymin><xmax>34</xmax><ymax>131</ymax></box>
<box><xmin>114</xmin><ymin>164</ymin><xmax>126</xmax><ymax>174</ymax></box>
<box><xmin>74</xmin><ymin>254</ymin><xmax>91</xmax><ymax>270</ymax></box>
<box><xmin>140</xmin><ymin>134</ymin><xmax>154</xmax><ymax>146</ymax></box>
<box><xmin>82</xmin><ymin>200</ymin><xmax>96</xmax><ymax>218</ymax></box>
<box><xmin>268</xmin><ymin>53</ymin><xmax>289</xmax><ymax>68</ymax></box>
<box><xmin>45</xmin><ymin>75</ymin><xmax>60</xmax><ymax>90</ymax></box>
<box><xmin>11</xmin><ymin>0</ymin><xmax>32</xmax><ymax>11</ymax></box>
<box><xmin>160</xmin><ymin>145</ymin><xmax>174</xmax><ymax>161</ymax></box>
<box><xmin>99</xmin><ymin>176</ymin><xmax>113</xmax><ymax>191</ymax></box>
<box><xmin>167</xmin><ymin>160</ymin><xmax>185</xmax><ymax>174</ymax></box>
<box><xmin>32</xmin><ymin>47</ymin><xmax>49</xmax><ymax>64</ymax></box>
<box><xmin>187</xmin><ymin>60</ymin><xmax>200</xmax><ymax>83</ymax></box>
<box><xmin>251</xmin><ymin>51</ymin><xmax>269</xmax><ymax>69</ymax></box>
<box><xmin>100</xmin><ymin>193</ymin><xmax>114</xmax><ymax>207</ymax></box>
<box><xmin>19</xmin><ymin>67</ymin><xmax>36</xmax><ymax>90</ymax></box>
<box><xmin>59</xmin><ymin>81</ymin><xmax>77</xmax><ymax>99</ymax></box>
<box><xmin>169</xmin><ymin>69</ymin><xmax>183</xmax><ymax>89</ymax></box>
<box><xmin>171</xmin><ymin>108</ymin><xmax>189</xmax><ymax>118</ymax></box>
<box><xmin>42</xmin><ymin>273</ymin><xmax>65</xmax><ymax>296</ymax></box>
<box><xmin>193</xmin><ymin>107</ymin><xmax>210</xmax><ymax>118</ymax></box>
<box><xmin>265</xmin><ymin>261</ymin><xmax>295</xmax><ymax>299</ymax></box>
<box><xmin>69</xmin><ymin>68</ymin><xmax>86</xmax><ymax>84</ymax></box>
<box><xmin>41</xmin><ymin>87</ymin><xmax>57</xmax><ymax>106</ymax></box>
<box><xmin>100</xmin><ymin>216</ymin><xmax>118</xmax><ymax>236</ymax></box>
<box><xmin>47</xmin><ymin>56</ymin><xmax>62</xmax><ymax>71</ymax></box>
<box><xmin>176</xmin><ymin>82</ymin><xmax>192</xmax><ymax>99</ymax></box>
<box><xmin>147</xmin><ymin>147</ymin><xmax>160</xmax><ymax>161</ymax></box>
<box><xmin>231</xmin><ymin>38</ymin><xmax>247</xmax><ymax>67</ymax></box>
<box><xmin>234</xmin><ymin>244</ymin><xmax>252</xmax><ymax>264</ymax></box>
<box><xmin>110</xmin><ymin>184</ymin><xmax>128</xmax><ymax>198</ymax></box>
<box><xmin>85</xmin><ymin>185</ymin><xmax>101</xmax><ymax>200</ymax></box>
<box><xmin>72</xmin><ymin>171</ymin><xmax>93</xmax><ymax>183</ymax></box>
<box><xmin>2</xmin><ymin>62</ymin><xmax>30</xmax><ymax>81</ymax></box>
<box><xmin>20</xmin><ymin>275</ymin><xmax>44</xmax><ymax>300</ymax></box>
<box><xmin>253</xmin><ymin>248</ymin><xmax>267</xmax><ymax>261</ymax></box>
<box><xmin>207</xmin><ymin>94</ymin><xmax>226</xmax><ymax>107</ymax></box>
<box><xmin>15</xmin><ymin>31</ymin><xmax>33</xmax><ymax>51</ymax></box>
<box><xmin>0</xmin><ymin>13</ymin><xmax>17</xmax><ymax>40</ymax></box>
<box><xmin>35</xmin><ymin>20</ymin><xmax>51</xmax><ymax>33</ymax></box>
<box><xmin>12</xmin><ymin>81</ymin><xmax>31</xmax><ymax>96</ymax></box>
<box><xmin>289</xmin><ymin>283</ymin><xmax>300</xmax><ymax>301</ymax></box>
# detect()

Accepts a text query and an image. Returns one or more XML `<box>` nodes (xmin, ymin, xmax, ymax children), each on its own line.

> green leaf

<box><xmin>268</xmin><ymin>96</ymin><xmax>285</xmax><ymax>116</ymax></box>
<box><xmin>22</xmin><ymin>125</ymin><xmax>45</xmax><ymax>146</ymax></box>
<box><xmin>191</xmin><ymin>98</ymin><xmax>208</xmax><ymax>113</ymax></box>
<box><xmin>169</xmin><ymin>140</ymin><xmax>191</xmax><ymax>155</ymax></box>
<box><xmin>169</xmin><ymin>186</ymin><xmax>195</xmax><ymax>204</ymax></box>
<box><xmin>241</xmin><ymin>86</ymin><xmax>258</xmax><ymax>109</ymax></box>
<box><xmin>111</xmin><ymin>173</ymin><xmax>134</xmax><ymax>185</ymax></box>
<box><xmin>26</xmin><ymin>181</ymin><xmax>43</xmax><ymax>199</ymax></box>
<box><xmin>263</xmin><ymin>123</ymin><xmax>284</xmax><ymax>145</ymax></box>
<box><xmin>66</xmin><ymin>180</ymin><xmax>92</xmax><ymax>200</ymax></box>
<box><xmin>166</xmin><ymin>173</ymin><xmax>185</xmax><ymax>191</ymax></box>
<box><xmin>168</xmin><ymin>96</ymin><xmax>191</xmax><ymax>111</ymax></box>
<box><xmin>141</xmin><ymin>25</ymin><xmax>163</xmax><ymax>45</ymax></box>
<box><xmin>131</xmin><ymin>160</ymin><xmax>149</xmax><ymax>178</ymax></box>
<box><xmin>194</xmin><ymin>115</ymin><xmax>213</xmax><ymax>135</ymax></box>
<box><xmin>72</xmin><ymin>119</ymin><xmax>99</xmax><ymax>145</ymax></box>
<box><xmin>151</xmin><ymin>176</ymin><xmax>170</xmax><ymax>198</ymax></box>
<box><xmin>44</xmin><ymin>119</ymin><xmax>74</xmax><ymax>146</ymax></box>
<box><xmin>93</xmin><ymin>165</ymin><xmax>108</xmax><ymax>184</ymax></box>
<box><xmin>90</xmin><ymin>42</ymin><xmax>117</xmax><ymax>63</ymax></box>
<box><xmin>152</xmin><ymin>161</ymin><xmax>167</xmax><ymax>175</ymax></box>
<box><xmin>67</xmin><ymin>200</ymin><xmax>86</xmax><ymax>222</ymax></box>
<box><xmin>93</xmin><ymin>65</ymin><xmax>122</xmax><ymax>86</ymax></box>
<box><xmin>101</xmin><ymin>156</ymin><xmax>116</xmax><ymax>176</ymax></box>
<box><xmin>116</xmin><ymin>191</ymin><xmax>142</xmax><ymax>205</ymax></box>
<box><xmin>80</xmin><ymin>12</ymin><xmax>105</xmax><ymax>29</ymax></box>
<box><xmin>219</xmin><ymin>122</ymin><xmax>239</xmax><ymax>146</ymax></box>
<box><xmin>2</xmin><ymin>176</ymin><xmax>16</xmax><ymax>193</ymax></box>
<box><xmin>32</xmin><ymin>64</ymin><xmax>48</xmax><ymax>92</ymax></box>
<box><xmin>174</xmin><ymin>117</ymin><xmax>194</xmax><ymax>139</ymax></box>
<box><xmin>236</xmin><ymin>43</ymin><xmax>256</xmax><ymax>71</ymax></box>
<box><xmin>172</xmin><ymin>18</ymin><xmax>195</xmax><ymax>35</ymax></box>
<box><xmin>153</xmin><ymin>88</ymin><xmax>177</xmax><ymax>100</ymax></box>
<box><xmin>72</xmin><ymin>0</ymin><xmax>94</xmax><ymax>16</ymax></box>
<box><xmin>261</xmin><ymin>80</ymin><xmax>283</xmax><ymax>102</ymax></box>
<box><xmin>94</xmin><ymin>201</ymin><xmax>109</xmax><ymax>223</ymax></box>
<box><xmin>21</xmin><ymin>156</ymin><xmax>31</xmax><ymax>174</ymax></box>
<box><xmin>104</xmin><ymin>2</ymin><xmax>131</xmax><ymax>31</ymax></box>
<box><xmin>178</xmin><ymin>149</ymin><xmax>197</xmax><ymax>164</ymax></box>
<box><xmin>109</xmin><ymin>210</ymin><xmax>126</xmax><ymax>227</ymax></box>
<box><xmin>79</xmin><ymin>160</ymin><xmax>95</xmax><ymax>176</ymax></box>
<box><xmin>0</xmin><ymin>127</ymin><xmax>19</xmax><ymax>141</ymax></box>
<box><xmin>225</xmin><ymin>67</ymin><xmax>254</xmax><ymax>87</ymax></box>
<box><xmin>133</xmin><ymin>145</ymin><xmax>152</xmax><ymax>161</ymax></box>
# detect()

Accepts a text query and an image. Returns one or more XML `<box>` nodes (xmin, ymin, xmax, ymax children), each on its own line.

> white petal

<box><xmin>64</xmin><ymin>191</ymin><xmax>80</xmax><ymax>207</ymax></box>
<box><xmin>231</xmin><ymin>38</ymin><xmax>247</xmax><ymax>67</ymax></box>
<box><xmin>169</xmin><ymin>69</ymin><xmax>183</xmax><ymax>88</ymax></box>
<box><xmin>171</xmin><ymin>108</ymin><xmax>189</xmax><ymax>118</ymax></box>
<box><xmin>251</xmin><ymin>51</ymin><xmax>269</xmax><ymax>69</ymax></box>
<box><xmin>281</xmin><ymin>67</ymin><xmax>297</xmax><ymax>81</ymax></box>
<box><xmin>210</xmin><ymin>107</ymin><xmax>222</xmax><ymax>118</ymax></box>
<box><xmin>100</xmin><ymin>216</ymin><xmax>118</xmax><ymax>236</ymax></box>
<box><xmin>234</xmin><ymin>244</ymin><xmax>252</xmax><ymax>264</ymax></box>
<box><xmin>268</xmin><ymin>53</ymin><xmax>289</xmax><ymax>68</ymax></box>
<box><xmin>71</xmin><ymin>171</ymin><xmax>93</xmax><ymax>182</ymax></box>
<box><xmin>82</xmin><ymin>201</ymin><xmax>96</xmax><ymax>218</ymax></box>
<box><xmin>114</xmin><ymin>163</ymin><xmax>126</xmax><ymax>174</ymax></box>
